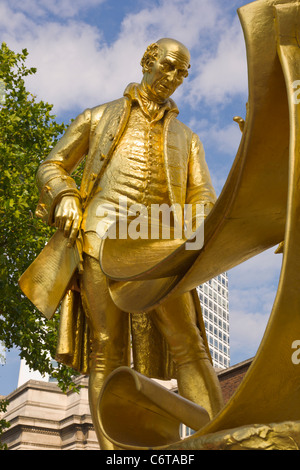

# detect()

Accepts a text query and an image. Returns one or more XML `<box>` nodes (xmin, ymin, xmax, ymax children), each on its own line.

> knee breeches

<box><xmin>80</xmin><ymin>255</ymin><xmax>130</xmax><ymax>373</ymax></box>
<box><xmin>80</xmin><ymin>255</ymin><xmax>209</xmax><ymax>373</ymax></box>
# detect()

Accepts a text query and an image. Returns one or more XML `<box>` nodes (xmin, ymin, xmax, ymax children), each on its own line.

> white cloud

<box><xmin>4</xmin><ymin>0</ymin><xmax>106</xmax><ymax>19</ymax></box>
<box><xmin>229</xmin><ymin>308</ymin><xmax>270</xmax><ymax>363</ymax></box>
<box><xmin>0</xmin><ymin>0</ymin><xmax>249</xmax><ymax>115</ymax></box>
<box><xmin>187</xmin><ymin>17</ymin><xmax>248</xmax><ymax>107</ymax></box>
<box><xmin>119</xmin><ymin>0</ymin><xmax>221</xmax><ymax>49</ymax></box>
<box><xmin>187</xmin><ymin>117</ymin><xmax>243</xmax><ymax>195</ymax></box>
<box><xmin>190</xmin><ymin>118</ymin><xmax>242</xmax><ymax>157</ymax></box>
<box><xmin>229</xmin><ymin>248</ymin><xmax>282</xmax><ymax>290</ymax></box>
<box><xmin>22</xmin><ymin>22</ymin><xmax>107</xmax><ymax>111</ymax></box>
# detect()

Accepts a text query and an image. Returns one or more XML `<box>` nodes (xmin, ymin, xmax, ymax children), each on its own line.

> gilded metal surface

<box><xmin>98</xmin><ymin>365</ymin><xmax>300</xmax><ymax>450</ymax></box>
<box><xmin>19</xmin><ymin>230</ymin><xmax>81</xmax><ymax>319</ymax></box>
<box><xmin>165</xmin><ymin>422</ymin><xmax>300</xmax><ymax>451</ymax></box>
<box><xmin>97</xmin><ymin>0</ymin><xmax>300</xmax><ymax>450</ymax></box>
<box><xmin>98</xmin><ymin>367</ymin><xmax>210</xmax><ymax>449</ymax></box>
<box><xmin>19</xmin><ymin>38</ymin><xmax>224</xmax><ymax>449</ymax></box>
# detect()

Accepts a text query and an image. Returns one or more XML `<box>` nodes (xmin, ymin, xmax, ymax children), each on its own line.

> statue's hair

<box><xmin>140</xmin><ymin>43</ymin><xmax>162</xmax><ymax>74</ymax></box>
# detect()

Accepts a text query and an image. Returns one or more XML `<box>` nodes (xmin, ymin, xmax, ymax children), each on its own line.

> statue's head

<box><xmin>140</xmin><ymin>38</ymin><xmax>190</xmax><ymax>103</ymax></box>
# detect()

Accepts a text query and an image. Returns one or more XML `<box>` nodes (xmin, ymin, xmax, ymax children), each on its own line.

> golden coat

<box><xmin>33</xmin><ymin>84</ymin><xmax>216</xmax><ymax>378</ymax></box>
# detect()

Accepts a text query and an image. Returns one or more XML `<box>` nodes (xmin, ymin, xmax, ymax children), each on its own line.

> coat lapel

<box><xmin>163</xmin><ymin>112</ymin><xmax>190</xmax><ymax>225</ymax></box>
<box><xmin>80</xmin><ymin>97</ymin><xmax>131</xmax><ymax>205</ymax></box>
<box><xmin>81</xmin><ymin>92</ymin><xmax>191</xmax><ymax>220</ymax></box>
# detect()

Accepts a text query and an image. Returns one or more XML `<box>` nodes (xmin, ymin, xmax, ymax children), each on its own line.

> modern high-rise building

<box><xmin>197</xmin><ymin>273</ymin><xmax>230</xmax><ymax>369</ymax></box>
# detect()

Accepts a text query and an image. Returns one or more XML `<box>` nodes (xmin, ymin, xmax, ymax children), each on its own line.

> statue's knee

<box><xmin>89</xmin><ymin>335</ymin><xmax>128</xmax><ymax>372</ymax></box>
<box><xmin>168</xmin><ymin>332</ymin><xmax>207</xmax><ymax>365</ymax></box>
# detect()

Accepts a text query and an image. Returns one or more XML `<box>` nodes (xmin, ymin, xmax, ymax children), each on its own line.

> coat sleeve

<box><xmin>185</xmin><ymin>133</ymin><xmax>217</xmax><ymax>226</ymax></box>
<box><xmin>35</xmin><ymin>108</ymin><xmax>92</xmax><ymax>225</ymax></box>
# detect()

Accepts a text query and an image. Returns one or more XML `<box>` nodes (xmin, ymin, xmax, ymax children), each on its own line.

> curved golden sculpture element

<box><xmin>98</xmin><ymin>365</ymin><xmax>300</xmax><ymax>449</ymax></box>
<box><xmin>97</xmin><ymin>367</ymin><xmax>210</xmax><ymax>449</ymax></box>
<box><xmin>165</xmin><ymin>421</ymin><xmax>300</xmax><ymax>450</ymax></box>
<box><xmin>97</xmin><ymin>0</ymin><xmax>300</xmax><ymax>450</ymax></box>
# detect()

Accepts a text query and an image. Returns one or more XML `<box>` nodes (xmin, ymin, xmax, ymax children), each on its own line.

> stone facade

<box><xmin>1</xmin><ymin>375</ymin><xmax>99</xmax><ymax>450</ymax></box>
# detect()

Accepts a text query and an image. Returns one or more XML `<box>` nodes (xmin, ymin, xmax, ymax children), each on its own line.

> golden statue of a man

<box><xmin>34</xmin><ymin>38</ymin><xmax>223</xmax><ymax>449</ymax></box>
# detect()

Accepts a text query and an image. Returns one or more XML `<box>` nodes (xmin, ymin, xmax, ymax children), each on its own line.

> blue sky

<box><xmin>0</xmin><ymin>0</ymin><xmax>283</xmax><ymax>395</ymax></box>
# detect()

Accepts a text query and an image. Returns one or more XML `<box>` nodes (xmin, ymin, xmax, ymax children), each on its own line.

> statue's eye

<box><xmin>178</xmin><ymin>69</ymin><xmax>189</xmax><ymax>79</ymax></box>
<box><xmin>161</xmin><ymin>62</ymin><xmax>174</xmax><ymax>72</ymax></box>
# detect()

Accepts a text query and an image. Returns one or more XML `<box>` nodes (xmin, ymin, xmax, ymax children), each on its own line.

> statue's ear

<box><xmin>140</xmin><ymin>43</ymin><xmax>160</xmax><ymax>74</ymax></box>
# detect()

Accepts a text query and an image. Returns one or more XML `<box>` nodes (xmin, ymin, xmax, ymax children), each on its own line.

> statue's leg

<box><xmin>152</xmin><ymin>292</ymin><xmax>224</xmax><ymax>419</ymax></box>
<box><xmin>80</xmin><ymin>255</ymin><xmax>130</xmax><ymax>449</ymax></box>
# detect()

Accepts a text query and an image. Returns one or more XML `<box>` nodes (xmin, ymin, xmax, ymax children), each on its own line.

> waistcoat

<box><xmin>82</xmin><ymin>92</ymin><xmax>175</xmax><ymax>258</ymax></box>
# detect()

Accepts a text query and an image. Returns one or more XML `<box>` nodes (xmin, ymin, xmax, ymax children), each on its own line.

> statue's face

<box><xmin>142</xmin><ymin>42</ymin><xmax>190</xmax><ymax>102</ymax></box>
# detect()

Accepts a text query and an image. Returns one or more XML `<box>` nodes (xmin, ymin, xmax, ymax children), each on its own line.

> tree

<box><xmin>0</xmin><ymin>399</ymin><xmax>10</xmax><ymax>450</ymax></box>
<box><xmin>0</xmin><ymin>42</ymin><xmax>80</xmax><ymax>396</ymax></box>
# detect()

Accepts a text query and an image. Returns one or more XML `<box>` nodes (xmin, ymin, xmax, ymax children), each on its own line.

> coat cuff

<box><xmin>35</xmin><ymin>175</ymin><xmax>80</xmax><ymax>225</ymax></box>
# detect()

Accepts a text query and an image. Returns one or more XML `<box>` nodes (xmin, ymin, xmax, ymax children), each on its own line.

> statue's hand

<box><xmin>54</xmin><ymin>195</ymin><xmax>82</xmax><ymax>244</ymax></box>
